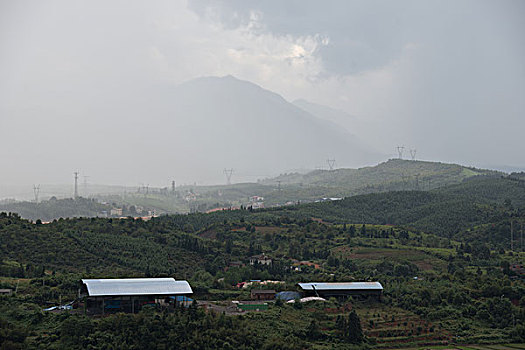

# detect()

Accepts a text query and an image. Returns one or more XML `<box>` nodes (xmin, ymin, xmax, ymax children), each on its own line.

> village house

<box><xmin>251</xmin><ymin>289</ymin><xmax>276</xmax><ymax>301</ymax></box>
<box><xmin>249</xmin><ymin>254</ymin><xmax>272</xmax><ymax>265</ymax></box>
<box><xmin>110</xmin><ymin>208</ymin><xmax>123</xmax><ymax>216</ymax></box>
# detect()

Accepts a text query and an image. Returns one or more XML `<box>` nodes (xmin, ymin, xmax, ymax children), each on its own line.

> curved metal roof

<box><xmin>298</xmin><ymin>282</ymin><xmax>383</xmax><ymax>291</ymax></box>
<box><xmin>82</xmin><ymin>278</ymin><xmax>193</xmax><ymax>296</ymax></box>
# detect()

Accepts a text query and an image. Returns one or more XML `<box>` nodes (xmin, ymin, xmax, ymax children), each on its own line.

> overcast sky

<box><xmin>0</xmin><ymin>0</ymin><xmax>524</xmax><ymax>189</ymax></box>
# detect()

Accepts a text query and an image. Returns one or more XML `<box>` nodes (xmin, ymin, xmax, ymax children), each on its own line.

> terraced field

<box><xmin>354</xmin><ymin>304</ymin><xmax>451</xmax><ymax>348</ymax></box>
<box><xmin>334</xmin><ymin>246</ymin><xmax>447</xmax><ymax>272</ymax></box>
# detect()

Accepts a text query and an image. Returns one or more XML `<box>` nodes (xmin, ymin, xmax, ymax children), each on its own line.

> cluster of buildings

<box><xmin>75</xmin><ymin>278</ymin><xmax>383</xmax><ymax>315</ymax></box>
<box><xmin>248</xmin><ymin>196</ymin><xmax>265</xmax><ymax>209</ymax></box>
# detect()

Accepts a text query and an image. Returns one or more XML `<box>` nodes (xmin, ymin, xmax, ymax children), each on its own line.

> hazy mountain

<box><xmin>138</xmin><ymin>75</ymin><xmax>382</xmax><ymax>183</ymax></box>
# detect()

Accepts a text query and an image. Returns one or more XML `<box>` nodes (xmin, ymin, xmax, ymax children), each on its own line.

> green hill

<box><xmin>264</xmin><ymin>158</ymin><xmax>500</xmax><ymax>191</ymax></box>
<box><xmin>0</xmin><ymin>160</ymin><xmax>507</xmax><ymax>221</ymax></box>
<box><xmin>120</xmin><ymin>159</ymin><xmax>502</xmax><ymax>211</ymax></box>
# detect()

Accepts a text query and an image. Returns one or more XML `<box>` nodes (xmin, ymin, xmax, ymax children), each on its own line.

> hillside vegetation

<box><xmin>1</xmin><ymin>163</ymin><xmax>523</xmax><ymax>349</ymax></box>
<box><xmin>103</xmin><ymin>159</ymin><xmax>507</xmax><ymax>215</ymax></box>
<box><xmin>0</xmin><ymin>160</ymin><xmax>507</xmax><ymax>221</ymax></box>
<box><xmin>264</xmin><ymin>159</ymin><xmax>500</xmax><ymax>190</ymax></box>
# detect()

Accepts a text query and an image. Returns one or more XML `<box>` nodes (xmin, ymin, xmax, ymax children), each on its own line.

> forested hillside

<box><xmin>0</xmin><ymin>160</ymin><xmax>508</xmax><ymax>221</ymax></box>
<box><xmin>1</xmin><ymin>175</ymin><xmax>524</xmax><ymax>349</ymax></box>
<box><xmin>105</xmin><ymin>159</ymin><xmax>505</xmax><ymax>212</ymax></box>
<box><xmin>264</xmin><ymin>159</ymin><xmax>500</xmax><ymax>190</ymax></box>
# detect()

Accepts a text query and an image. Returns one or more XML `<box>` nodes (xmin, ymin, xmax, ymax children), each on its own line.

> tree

<box><xmin>347</xmin><ymin>310</ymin><xmax>364</xmax><ymax>343</ymax></box>
<box><xmin>306</xmin><ymin>320</ymin><xmax>322</xmax><ymax>340</ymax></box>
<box><xmin>225</xmin><ymin>239</ymin><xmax>233</xmax><ymax>254</ymax></box>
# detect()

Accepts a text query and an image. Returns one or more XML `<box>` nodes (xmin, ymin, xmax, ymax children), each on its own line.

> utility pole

<box><xmin>171</xmin><ymin>180</ymin><xmax>176</xmax><ymax>193</ymax></box>
<box><xmin>277</xmin><ymin>180</ymin><xmax>282</xmax><ymax>192</ymax></box>
<box><xmin>415</xmin><ymin>174</ymin><xmax>420</xmax><ymax>190</ymax></box>
<box><xmin>33</xmin><ymin>185</ymin><xmax>40</xmax><ymax>203</ymax></box>
<box><xmin>224</xmin><ymin>168</ymin><xmax>234</xmax><ymax>185</ymax></box>
<box><xmin>74</xmin><ymin>172</ymin><xmax>79</xmax><ymax>199</ymax></box>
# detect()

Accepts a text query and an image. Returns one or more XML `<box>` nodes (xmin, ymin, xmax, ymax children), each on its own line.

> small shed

<box><xmin>0</xmin><ymin>289</ymin><xmax>13</xmax><ymax>296</ymax></box>
<box><xmin>250</xmin><ymin>289</ymin><xmax>276</xmax><ymax>301</ymax></box>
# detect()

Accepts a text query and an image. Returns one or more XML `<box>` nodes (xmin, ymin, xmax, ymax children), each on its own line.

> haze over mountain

<box><xmin>152</xmin><ymin>75</ymin><xmax>381</xmax><ymax>180</ymax></box>
<box><xmin>0</xmin><ymin>75</ymin><xmax>381</xmax><ymax>189</ymax></box>
<box><xmin>293</xmin><ymin>99</ymin><xmax>357</xmax><ymax>134</ymax></box>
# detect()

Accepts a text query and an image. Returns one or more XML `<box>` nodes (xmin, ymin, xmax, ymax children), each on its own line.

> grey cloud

<box><xmin>0</xmin><ymin>0</ymin><xmax>523</xmax><ymax>190</ymax></box>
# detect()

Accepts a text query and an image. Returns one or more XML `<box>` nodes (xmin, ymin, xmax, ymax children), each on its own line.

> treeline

<box><xmin>0</xmin><ymin>197</ymin><xmax>109</xmax><ymax>222</ymax></box>
<box><xmin>1</xmin><ymin>298</ymin><xmax>369</xmax><ymax>349</ymax></box>
<box><xmin>280</xmin><ymin>176</ymin><xmax>525</xmax><ymax>241</ymax></box>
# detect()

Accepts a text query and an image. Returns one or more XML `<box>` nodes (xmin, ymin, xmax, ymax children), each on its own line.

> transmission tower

<box><xmin>396</xmin><ymin>146</ymin><xmax>405</xmax><ymax>159</ymax></box>
<box><xmin>33</xmin><ymin>185</ymin><xmax>40</xmax><ymax>203</ymax></box>
<box><xmin>415</xmin><ymin>173</ymin><xmax>420</xmax><ymax>190</ymax></box>
<box><xmin>74</xmin><ymin>172</ymin><xmax>79</xmax><ymax>199</ymax></box>
<box><xmin>171</xmin><ymin>180</ymin><xmax>176</xmax><ymax>192</ymax></box>
<box><xmin>224</xmin><ymin>168</ymin><xmax>234</xmax><ymax>185</ymax></box>
<box><xmin>326</xmin><ymin>159</ymin><xmax>336</xmax><ymax>171</ymax></box>
<box><xmin>401</xmin><ymin>174</ymin><xmax>410</xmax><ymax>190</ymax></box>
<box><xmin>409</xmin><ymin>149</ymin><xmax>417</xmax><ymax>161</ymax></box>
<box><xmin>83</xmin><ymin>175</ymin><xmax>90</xmax><ymax>196</ymax></box>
